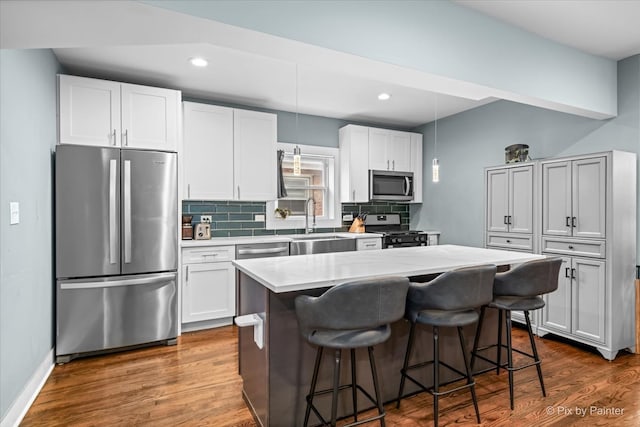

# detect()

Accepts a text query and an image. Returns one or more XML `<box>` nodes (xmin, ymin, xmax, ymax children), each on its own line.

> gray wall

<box><xmin>412</xmin><ymin>55</ymin><xmax>640</xmax><ymax>264</ymax></box>
<box><xmin>0</xmin><ymin>49</ymin><xmax>60</xmax><ymax>420</ymax></box>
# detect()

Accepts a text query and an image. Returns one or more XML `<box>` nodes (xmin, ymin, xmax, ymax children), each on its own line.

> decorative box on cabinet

<box><xmin>182</xmin><ymin>102</ymin><xmax>276</xmax><ymax>201</ymax></box>
<box><xmin>339</xmin><ymin>124</ymin><xmax>422</xmax><ymax>203</ymax></box>
<box><xmin>181</xmin><ymin>246</ymin><xmax>236</xmax><ymax>331</ymax></box>
<box><xmin>58</xmin><ymin>74</ymin><xmax>180</xmax><ymax>151</ymax></box>
<box><xmin>537</xmin><ymin>151</ymin><xmax>636</xmax><ymax>360</ymax></box>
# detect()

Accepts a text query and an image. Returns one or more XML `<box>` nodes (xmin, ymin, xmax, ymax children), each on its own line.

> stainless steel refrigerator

<box><xmin>55</xmin><ymin>145</ymin><xmax>178</xmax><ymax>363</ymax></box>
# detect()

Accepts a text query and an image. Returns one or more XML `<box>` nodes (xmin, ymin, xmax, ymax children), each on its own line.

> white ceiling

<box><xmin>3</xmin><ymin>1</ymin><xmax>638</xmax><ymax>128</ymax></box>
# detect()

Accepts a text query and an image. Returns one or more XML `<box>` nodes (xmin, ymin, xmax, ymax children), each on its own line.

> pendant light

<box><xmin>432</xmin><ymin>94</ymin><xmax>440</xmax><ymax>183</ymax></box>
<box><xmin>293</xmin><ymin>64</ymin><xmax>302</xmax><ymax>176</ymax></box>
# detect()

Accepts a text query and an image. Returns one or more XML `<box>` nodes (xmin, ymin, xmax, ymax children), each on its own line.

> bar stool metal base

<box><xmin>470</xmin><ymin>306</ymin><xmax>546</xmax><ymax>410</ymax></box>
<box><xmin>304</xmin><ymin>346</ymin><xmax>386</xmax><ymax>427</ymax></box>
<box><xmin>396</xmin><ymin>323</ymin><xmax>481</xmax><ymax>427</ymax></box>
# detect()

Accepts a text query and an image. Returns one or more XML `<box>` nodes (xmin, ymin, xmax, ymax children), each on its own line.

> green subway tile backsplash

<box><xmin>182</xmin><ymin>200</ymin><xmax>411</xmax><ymax>237</ymax></box>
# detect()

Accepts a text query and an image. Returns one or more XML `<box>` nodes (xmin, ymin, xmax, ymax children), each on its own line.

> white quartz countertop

<box><xmin>181</xmin><ymin>232</ymin><xmax>383</xmax><ymax>247</ymax></box>
<box><xmin>232</xmin><ymin>244</ymin><xmax>545</xmax><ymax>293</ymax></box>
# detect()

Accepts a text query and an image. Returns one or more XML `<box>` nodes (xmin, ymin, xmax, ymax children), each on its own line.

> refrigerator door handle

<box><xmin>109</xmin><ymin>159</ymin><xmax>118</xmax><ymax>264</ymax></box>
<box><xmin>124</xmin><ymin>159</ymin><xmax>132</xmax><ymax>263</ymax></box>
<box><xmin>59</xmin><ymin>272</ymin><xmax>176</xmax><ymax>290</ymax></box>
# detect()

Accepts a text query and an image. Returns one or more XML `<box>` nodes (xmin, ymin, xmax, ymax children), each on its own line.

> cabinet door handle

<box><xmin>565</xmin><ymin>267</ymin><xmax>570</xmax><ymax>278</ymax></box>
<box><xmin>392</xmin><ymin>160</ymin><xmax>395</xmax><ymax>170</ymax></box>
<box><xmin>504</xmin><ymin>216</ymin><xmax>509</xmax><ymax>225</ymax></box>
<box><xmin>506</xmin><ymin>239</ymin><xmax>511</xmax><ymax>243</ymax></box>
<box><xmin>112</xmin><ymin>129</ymin><xmax>117</xmax><ymax>146</ymax></box>
<box><xmin>571</xmin><ymin>268</ymin><xmax>576</xmax><ymax>280</ymax></box>
<box><xmin>566</xmin><ymin>216</ymin><xmax>571</xmax><ymax>227</ymax></box>
<box><xmin>571</xmin><ymin>216</ymin><xmax>577</xmax><ymax>228</ymax></box>
<box><xmin>352</xmin><ymin>190</ymin><xmax>356</xmax><ymax>201</ymax></box>
<box><xmin>123</xmin><ymin>129</ymin><xmax>128</xmax><ymax>146</ymax></box>
<box><xmin>568</xmin><ymin>245</ymin><xmax>574</xmax><ymax>250</ymax></box>
<box><xmin>387</xmin><ymin>160</ymin><xmax>390</xmax><ymax>170</ymax></box>
<box><xmin>508</xmin><ymin>215</ymin><xmax>512</xmax><ymax>225</ymax></box>
<box><xmin>237</xmin><ymin>185</ymin><xmax>241</xmax><ymax>199</ymax></box>
<box><xmin>187</xmin><ymin>184</ymin><xmax>191</xmax><ymax>199</ymax></box>
<box><xmin>185</xmin><ymin>265</ymin><xmax>189</xmax><ymax>282</ymax></box>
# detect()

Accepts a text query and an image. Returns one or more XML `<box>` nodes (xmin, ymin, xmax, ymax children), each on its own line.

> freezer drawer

<box><xmin>56</xmin><ymin>272</ymin><xmax>177</xmax><ymax>361</ymax></box>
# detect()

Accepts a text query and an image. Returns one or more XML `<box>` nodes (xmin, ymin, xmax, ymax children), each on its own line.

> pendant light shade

<box><xmin>432</xmin><ymin>158</ymin><xmax>440</xmax><ymax>183</ymax></box>
<box><xmin>293</xmin><ymin>145</ymin><xmax>302</xmax><ymax>176</ymax></box>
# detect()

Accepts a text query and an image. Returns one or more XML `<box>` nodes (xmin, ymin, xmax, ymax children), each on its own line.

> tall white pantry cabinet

<box><xmin>485</xmin><ymin>151</ymin><xmax>636</xmax><ymax>360</ymax></box>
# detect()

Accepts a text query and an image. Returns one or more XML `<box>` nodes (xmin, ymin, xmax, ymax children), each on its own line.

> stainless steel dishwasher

<box><xmin>236</xmin><ymin>241</ymin><xmax>290</xmax><ymax>260</ymax></box>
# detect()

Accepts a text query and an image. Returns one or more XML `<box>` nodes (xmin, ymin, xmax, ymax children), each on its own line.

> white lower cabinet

<box><xmin>541</xmin><ymin>256</ymin><xmax>606</xmax><ymax>344</ymax></box>
<box><xmin>181</xmin><ymin>246</ymin><xmax>236</xmax><ymax>328</ymax></box>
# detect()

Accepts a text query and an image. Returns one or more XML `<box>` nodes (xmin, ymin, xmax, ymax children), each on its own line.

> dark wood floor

<box><xmin>22</xmin><ymin>325</ymin><xmax>640</xmax><ymax>426</ymax></box>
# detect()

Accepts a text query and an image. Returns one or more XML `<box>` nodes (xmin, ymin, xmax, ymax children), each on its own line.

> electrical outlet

<box><xmin>342</xmin><ymin>213</ymin><xmax>353</xmax><ymax>221</ymax></box>
<box><xmin>254</xmin><ymin>214</ymin><xmax>265</xmax><ymax>222</ymax></box>
<box><xmin>200</xmin><ymin>215</ymin><xmax>212</xmax><ymax>223</ymax></box>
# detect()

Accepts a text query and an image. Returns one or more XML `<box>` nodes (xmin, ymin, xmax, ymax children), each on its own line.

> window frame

<box><xmin>266</xmin><ymin>143</ymin><xmax>341</xmax><ymax>230</ymax></box>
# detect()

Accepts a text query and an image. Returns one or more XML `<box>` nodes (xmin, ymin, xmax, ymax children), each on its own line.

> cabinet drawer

<box><xmin>182</xmin><ymin>246</ymin><xmax>235</xmax><ymax>263</ymax></box>
<box><xmin>486</xmin><ymin>234</ymin><xmax>533</xmax><ymax>251</ymax></box>
<box><xmin>357</xmin><ymin>238</ymin><xmax>382</xmax><ymax>251</ymax></box>
<box><xmin>541</xmin><ymin>237</ymin><xmax>605</xmax><ymax>258</ymax></box>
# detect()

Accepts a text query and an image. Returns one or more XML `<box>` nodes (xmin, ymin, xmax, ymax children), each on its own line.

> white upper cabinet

<box><xmin>486</xmin><ymin>164</ymin><xmax>533</xmax><ymax>234</ymax></box>
<box><xmin>571</xmin><ymin>157</ymin><xmax>606</xmax><ymax>238</ymax></box>
<box><xmin>182</xmin><ymin>102</ymin><xmax>277</xmax><ymax>201</ymax></box>
<box><xmin>542</xmin><ymin>157</ymin><xmax>605</xmax><ymax>238</ymax></box>
<box><xmin>182</xmin><ymin>102</ymin><xmax>234</xmax><ymax>200</ymax></box>
<box><xmin>368</xmin><ymin>128</ymin><xmax>412</xmax><ymax>172</ymax></box>
<box><xmin>233</xmin><ymin>109</ymin><xmax>277</xmax><ymax>201</ymax></box>
<box><xmin>58</xmin><ymin>75</ymin><xmax>180</xmax><ymax>151</ymax></box>
<box><xmin>58</xmin><ymin>75</ymin><xmax>121</xmax><ymax>147</ymax></box>
<box><xmin>340</xmin><ymin>125</ymin><xmax>422</xmax><ymax>203</ymax></box>
<box><xmin>410</xmin><ymin>133</ymin><xmax>423</xmax><ymax>204</ymax></box>
<box><xmin>339</xmin><ymin>125</ymin><xmax>370</xmax><ymax>203</ymax></box>
<box><xmin>120</xmin><ymin>83</ymin><xmax>179</xmax><ymax>151</ymax></box>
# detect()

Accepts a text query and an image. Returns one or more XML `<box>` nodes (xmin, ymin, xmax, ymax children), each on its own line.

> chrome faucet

<box><xmin>304</xmin><ymin>197</ymin><xmax>316</xmax><ymax>234</ymax></box>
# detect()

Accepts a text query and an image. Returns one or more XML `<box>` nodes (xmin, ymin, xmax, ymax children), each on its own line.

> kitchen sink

<box><xmin>289</xmin><ymin>234</ymin><xmax>356</xmax><ymax>255</ymax></box>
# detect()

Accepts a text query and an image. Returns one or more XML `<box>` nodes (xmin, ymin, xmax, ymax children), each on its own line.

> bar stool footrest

<box><xmin>306</xmin><ymin>383</ymin><xmax>383</xmax><ymax>426</ymax></box>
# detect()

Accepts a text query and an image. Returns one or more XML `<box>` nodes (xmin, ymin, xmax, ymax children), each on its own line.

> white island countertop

<box><xmin>232</xmin><ymin>244</ymin><xmax>545</xmax><ymax>293</ymax></box>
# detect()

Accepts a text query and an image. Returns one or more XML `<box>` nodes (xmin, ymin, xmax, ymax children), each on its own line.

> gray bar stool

<box><xmin>470</xmin><ymin>257</ymin><xmax>562</xmax><ymax>410</ymax></box>
<box><xmin>396</xmin><ymin>265</ymin><xmax>496</xmax><ymax>427</ymax></box>
<box><xmin>295</xmin><ymin>276</ymin><xmax>410</xmax><ymax>427</ymax></box>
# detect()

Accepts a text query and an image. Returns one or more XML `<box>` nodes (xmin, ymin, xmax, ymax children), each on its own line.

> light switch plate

<box><xmin>10</xmin><ymin>202</ymin><xmax>19</xmax><ymax>225</ymax></box>
<box><xmin>254</xmin><ymin>214</ymin><xmax>265</xmax><ymax>222</ymax></box>
<box><xmin>200</xmin><ymin>215</ymin><xmax>212</xmax><ymax>223</ymax></box>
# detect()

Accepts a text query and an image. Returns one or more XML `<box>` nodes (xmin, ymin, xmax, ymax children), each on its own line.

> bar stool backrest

<box><xmin>295</xmin><ymin>276</ymin><xmax>410</xmax><ymax>334</ymax></box>
<box><xmin>493</xmin><ymin>257</ymin><xmax>562</xmax><ymax>297</ymax></box>
<box><xmin>405</xmin><ymin>265</ymin><xmax>497</xmax><ymax>322</ymax></box>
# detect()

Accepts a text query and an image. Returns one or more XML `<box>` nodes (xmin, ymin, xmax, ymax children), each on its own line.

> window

<box><xmin>266</xmin><ymin>143</ymin><xmax>340</xmax><ymax>230</ymax></box>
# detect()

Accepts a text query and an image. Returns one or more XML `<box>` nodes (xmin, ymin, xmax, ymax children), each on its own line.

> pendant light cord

<box><xmin>434</xmin><ymin>94</ymin><xmax>438</xmax><ymax>158</ymax></box>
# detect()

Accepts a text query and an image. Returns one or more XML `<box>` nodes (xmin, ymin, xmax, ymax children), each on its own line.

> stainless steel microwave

<box><xmin>369</xmin><ymin>170</ymin><xmax>414</xmax><ymax>201</ymax></box>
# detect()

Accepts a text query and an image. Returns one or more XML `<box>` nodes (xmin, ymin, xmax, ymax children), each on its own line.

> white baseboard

<box><xmin>181</xmin><ymin>317</ymin><xmax>233</xmax><ymax>333</ymax></box>
<box><xmin>0</xmin><ymin>348</ymin><xmax>54</xmax><ymax>427</ymax></box>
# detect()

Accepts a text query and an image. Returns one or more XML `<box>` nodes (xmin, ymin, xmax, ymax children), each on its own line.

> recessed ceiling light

<box><xmin>189</xmin><ymin>57</ymin><xmax>208</xmax><ymax>67</ymax></box>
<box><xmin>378</xmin><ymin>93</ymin><xmax>391</xmax><ymax>101</ymax></box>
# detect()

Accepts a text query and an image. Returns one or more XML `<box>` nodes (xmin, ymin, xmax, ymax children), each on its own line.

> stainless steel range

<box><xmin>363</xmin><ymin>213</ymin><xmax>429</xmax><ymax>248</ymax></box>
